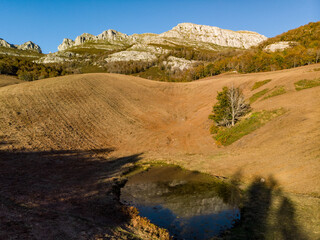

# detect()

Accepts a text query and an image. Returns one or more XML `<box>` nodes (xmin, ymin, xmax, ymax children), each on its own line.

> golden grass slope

<box><xmin>0</xmin><ymin>64</ymin><xmax>319</xmax><ymax>195</ymax></box>
<box><xmin>0</xmin><ymin>74</ymin><xmax>22</xmax><ymax>87</ymax></box>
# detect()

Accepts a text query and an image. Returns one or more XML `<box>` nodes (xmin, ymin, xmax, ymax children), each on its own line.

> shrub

<box><xmin>249</xmin><ymin>89</ymin><xmax>269</xmax><ymax>103</ymax></box>
<box><xmin>294</xmin><ymin>78</ymin><xmax>320</xmax><ymax>91</ymax></box>
<box><xmin>262</xmin><ymin>86</ymin><xmax>286</xmax><ymax>100</ymax></box>
<box><xmin>251</xmin><ymin>79</ymin><xmax>272</xmax><ymax>90</ymax></box>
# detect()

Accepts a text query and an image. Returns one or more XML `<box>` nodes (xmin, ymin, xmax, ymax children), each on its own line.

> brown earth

<box><xmin>0</xmin><ymin>74</ymin><xmax>22</xmax><ymax>88</ymax></box>
<box><xmin>0</xmin><ymin>64</ymin><xmax>319</xmax><ymax>239</ymax></box>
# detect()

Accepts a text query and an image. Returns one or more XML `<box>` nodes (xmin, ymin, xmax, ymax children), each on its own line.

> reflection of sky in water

<box><xmin>136</xmin><ymin>204</ymin><xmax>239</xmax><ymax>240</ymax></box>
<box><xmin>121</xmin><ymin>166</ymin><xmax>240</xmax><ymax>240</ymax></box>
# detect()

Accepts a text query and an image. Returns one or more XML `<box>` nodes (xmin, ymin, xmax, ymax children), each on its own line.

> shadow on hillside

<box><xmin>225</xmin><ymin>175</ymin><xmax>309</xmax><ymax>240</ymax></box>
<box><xmin>277</xmin><ymin>196</ymin><xmax>308</xmax><ymax>240</ymax></box>
<box><xmin>0</xmin><ymin>146</ymin><xmax>142</xmax><ymax>239</ymax></box>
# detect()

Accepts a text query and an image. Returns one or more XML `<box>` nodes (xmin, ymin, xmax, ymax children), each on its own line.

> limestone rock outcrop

<box><xmin>162</xmin><ymin>56</ymin><xmax>198</xmax><ymax>71</ymax></box>
<box><xmin>17</xmin><ymin>41</ymin><xmax>42</xmax><ymax>53</ymax></box>
<box><xmin>0</xmin><ymin>38</ymin><xmax>13</xmax><ymax>48</ymax></box>
<box><xmin>264</xmin><ymin>41</ymin><xmax>296</xmax><ymax>52</ymax></box>
<box><xmin>97</xmin><ymin>29</ymin><xmax>130</xmax><ymax>42</ymax></box>
<box><xmin>0</xmin><ymin>38</ymin><xmax>42</xmax><ymax>53</ymax></box>
<box><xmin>57</xmin><ymin>22</ymin><xmax>267</xmax><ymax>52</ymax></box>
<box><xmin>105</xmin><ymin>50</ymin><xmax>157</xmax><ymax>62</ymax></box>
<box><xmin>58</xmin><ymin>38</ymin><xmax>75</xmax><ymax>51</ymax></box>
<box><xmin>160</xmin><ymin>23</ymin><xmax>267</xmax><ymax>49</ymax></box>
<box><xmin>36</xmin><ymin>52</ymin><xmax>79</xmax><ymax>64</ymax></box>
<box><xmin>58</xmin><ymin>30</ymin><xmax>131</xmax><ymax>51</ymax></box>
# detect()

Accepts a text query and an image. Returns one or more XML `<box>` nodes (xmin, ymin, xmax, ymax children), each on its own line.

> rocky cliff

<box><xmin>160</xmin><ymin>23</ymin><xmax>267</xmax><ymax>48</ymax></box>
<box><xmin>58</xmin><ymin>29</ymin><xmax>131</xmax><ymax>51</ymax></box>
<box><xmin>0</xmin><ymin>38</ymin><xmax>42</xmax><ymax>53</ymax></box>
<box><xmin>57</xmin><ymin>22</ymin><xmax>267</xmax><ymax>52</ymax></box>
<box><xmin>50</xmin><ymin>23</ymin><xmax>267</xmax><ymax>68</ymax></box>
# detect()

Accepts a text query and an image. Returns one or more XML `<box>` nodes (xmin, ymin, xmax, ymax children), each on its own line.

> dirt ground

<box><xmin>0</xmin><ymin>74</ymin><xmax>22</xmax><ymax>88</ymax></box>
<box><xmin>0</xmin><ymin>64</ymin><xmax>319</xmax><ymax>239</ymax></box>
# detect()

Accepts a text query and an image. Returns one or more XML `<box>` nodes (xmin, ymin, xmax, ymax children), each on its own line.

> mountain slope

<box><xmin>57</xmin><ymin>23</ymin><xmax>267</xmax><ymax>52</ymax></box>
<box><xmin>0</xmin><ymin>63</ymin><xmax>319</xmax><ymax>194</ymax></box>
<box><xmin>260</xmin><ymin>21</ymin><xmax>320</xmax><ymax>49</ymax></box>
<box><xmin>1</xmin><ymin>64</ymin><xmax>319</xmax><ymax>239</ymax></box>
<box><xmin>0</xmin><ymin>74</ymin><xmax>22</xmax><ymax>87</ymax></box>
<box><xmin>38</xmin><ymin>23</ymin><xmax>266</xmax><ymax>67</ymax></box>
<box><xmin>189</xmin><ymin>21</ymin><xmax>320</xmax><ymax>80</ymax></box>
<box><xmin>0</xmin><ymin>38</ymin><xmax>42</xmax><ymax>57</ymax></box>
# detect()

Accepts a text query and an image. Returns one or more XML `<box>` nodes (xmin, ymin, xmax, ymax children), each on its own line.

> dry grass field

<box><xmin>0</xmin><ymin>64</ymin><xmax>319</xmax><ymax>239</ymax></box>
<box><xmin>0</xmin><ymin>74</ymin><xmax>22</xmax><ymax>88</ymax></box>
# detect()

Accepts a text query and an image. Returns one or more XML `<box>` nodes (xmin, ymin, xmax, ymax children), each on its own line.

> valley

<box><xmin>0</xmin><ymin>63</ymin><xmax>319</xmax><ymax>239</ymax></box>
<box><xmin>1</xmin><ymin>17</ymin><xmax>320</xmax><ymax>239</ymax></box>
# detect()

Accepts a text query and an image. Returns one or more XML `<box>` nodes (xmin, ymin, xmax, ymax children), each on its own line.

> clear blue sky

<box><xmin>0</xmin><ymin>0</ymin><xmax>319</xmax><ymax>53</ymax></box>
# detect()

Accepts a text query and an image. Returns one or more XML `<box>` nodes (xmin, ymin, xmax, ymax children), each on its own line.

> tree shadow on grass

<box><xmin>0</xmin><ymin>146</ymin><xmax>143</xmax><ymax>239</ymax></box>
<box><xmin>225</xmin><ymin>175</ymin><xmax>309</xmax><ymax>240</ymax></box>
<box><xmin>277</xmin><ymin>196</ymin><xmax>308</xmax><ymax>240</ymax></box>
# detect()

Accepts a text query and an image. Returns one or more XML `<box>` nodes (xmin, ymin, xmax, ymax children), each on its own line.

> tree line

<box><xmin>0</xmin><ymin>55</ymin><xmax>69</xmax><ymax>81</ymax></box>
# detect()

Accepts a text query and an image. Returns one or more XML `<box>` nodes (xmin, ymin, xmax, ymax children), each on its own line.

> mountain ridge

<box><xmin>57</xmin><ymin>22</ymin><xmax>267</xmax><ymax>52</ymax></box>
<box><xmin>0</xmin><ymin>38</ymin><xmax>42</xmax><ymax>53</ymax></box>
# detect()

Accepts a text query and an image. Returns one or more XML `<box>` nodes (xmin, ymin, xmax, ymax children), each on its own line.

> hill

<box><xmin>2</xmin><ymin>22</ymin><xmax>319</xmax><ymax>83</ymax></box>
<box><xmin>190</xmin><ymin>21</ymin><xmax>320</xmax><ymax>80</ymax></box>
<box><xmin>36</xmin><ymin>23</ymin><xmax>267</xmax><ymax>79</ymax></box>
<box><xmin>260</xmin><ymin>21</ymin><xmax>320</xmax><ymax>49</ymax></box>
<box><xmin>0</xmin><ymin>38</ymin><xmax>42</xmax><ymax>56</ymax></box>
<box><xmin>0</xmin><ymin>74</ymin><xmax>22</xmax><ymax>87</ymax></box>
<box><xmin>0</xmin><ymin>64</ymin><xmax>319</xmax><ymax>194</ymax></box>
<box><xmin>0</xmin><ymin>62</ymin><xmax>319</xmax><ymax>239</ymax></box>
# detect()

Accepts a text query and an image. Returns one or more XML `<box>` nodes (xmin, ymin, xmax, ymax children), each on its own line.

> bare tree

<box><xmin>227</xmin><ymin>86</ymin><xmax>250</xmax><ymax>126</ymax></box>
<box><xmin>211</xmin><ymin>86</ymin><xmax>250</xmax><ymax>128</ymax></box>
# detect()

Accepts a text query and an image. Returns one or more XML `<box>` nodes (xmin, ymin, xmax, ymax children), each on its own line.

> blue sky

<box><xmin>0</xmin><ymin>0</ymin><xmax>319</xmax><ymax>53</ymax></box>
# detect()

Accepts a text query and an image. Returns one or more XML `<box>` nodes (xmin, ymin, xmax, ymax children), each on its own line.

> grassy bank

<box><xmin>212</xmin><ymin>109</ymin><xmax>286</xmax><ymax>146</ymax></box>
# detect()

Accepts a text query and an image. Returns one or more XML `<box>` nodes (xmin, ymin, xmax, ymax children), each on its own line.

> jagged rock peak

<box><xmin>160</xmin><ymin>22</ymin><xmax>267</xmax><ymax>49</ymax></box>
<box><xmin>75</xmin><ymin>33</ymin><xmax>96</xmax><ymax>45</ymax></box>
<box><xmin>0</xmin><ymin>38</ymin><xmax>42</xmax><ymax>53</ymax></box>
<box><xmin>17</xmin><ymin>41</ymin><xmax>42</xmax><ymax>53</ymax></box>
<box><xmin>58</xmin><ymin>29</ymin><xmax>130</xmax><ymax>51</ymax></box>
<box><xmin>97</xmin><ymin>29</ymin><xmax>129</xmax><ymax>41</ymax></box>
<box><xmin>58</xmin><ymin>38</ymin><xmax>75</xmax><ymax>51</ymax></box>
<box><xmin>0</xmin><ymin>38</ymin><xmax>14</xmax><ymax>48</ymax></box>
<box><xmin>57</xmin><ymin>23</ymin><xmax>267</xmax><ymax>51</ymax></box>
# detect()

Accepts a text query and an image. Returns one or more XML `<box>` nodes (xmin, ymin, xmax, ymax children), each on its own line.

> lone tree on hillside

<box><xmin>210</xmin><ymin>86</ymin><xmax>250</xmax><ymax>127</ymax></box>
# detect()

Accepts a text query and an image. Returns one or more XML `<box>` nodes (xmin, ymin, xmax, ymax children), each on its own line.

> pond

<box><xmin>120</xmin><ymin>165</ymin><xmax>240</xmax><ymax>240</ymax></box>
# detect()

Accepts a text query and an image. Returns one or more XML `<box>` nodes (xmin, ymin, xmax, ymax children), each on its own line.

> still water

<box><xmin>120</xmin><ymin>166</ymin><xmax>240</xmax><ymax>240</ymax></box>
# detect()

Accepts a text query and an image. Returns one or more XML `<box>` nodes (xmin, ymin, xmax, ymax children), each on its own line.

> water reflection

<box><xmin>121</xmin><ymin>166</ymin><xmax>240</xmax><ymax>239</ymax></box>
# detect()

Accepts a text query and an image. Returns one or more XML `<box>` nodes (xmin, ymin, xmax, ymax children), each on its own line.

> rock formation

<box><xmin>58</xmin><ymin>38</ymin><xmax>75</xmax><ymax>51</ymax></box>
<box><xmin>97</xmin><ymin>29</ymin><xmax>130</xmax><ymax>42</ymax></box>
<box><xmin>264</xmin><ymin>41</ymin><xmax>296</xmax><ymax>52</ymax></box>
<box><xmin>162</xmin><ymin>56</ymin><xmax>198</xmax><ymax>71</ymax></box>
<box><xmin>58</xmin><ymin>29</ymin><xmax>131</xmax><ymax>51</ymax></box>
<box><xmin>105</xmin><ymin>50</ymin><xmax>157</xmax><ymax>62</ymax></box>
<box><xmin>0</xmin><ymin>38</ymin><xmax>13</xmax><ymax>48</ymax></box>
<box><xmin>17</xmin><ymin>41</ymin><xmax>42</xmax><ymax>53</ymax></box>
<box><xmin>160</xmin><ymin>23</ymin><xmax>267</xmax><ymax>48</ymax></box>
<box><xmin>36</xmin><ymin>51</ymin><xmax>79</xmax><ymax>64</ymax></box>
<box><xmin>43</xmin><ymin>23</ymin><xmax>268</xmax><ymax>66</ymax></box>
<box><xmin>57</xmin><ymin>22</ymin><xmax>267</xmax><ymax>52</ymax></box>
<box><xmin>0</xmin><ymin>38</ymin><xmax>42</xmax><ymax>53</ymax></box>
